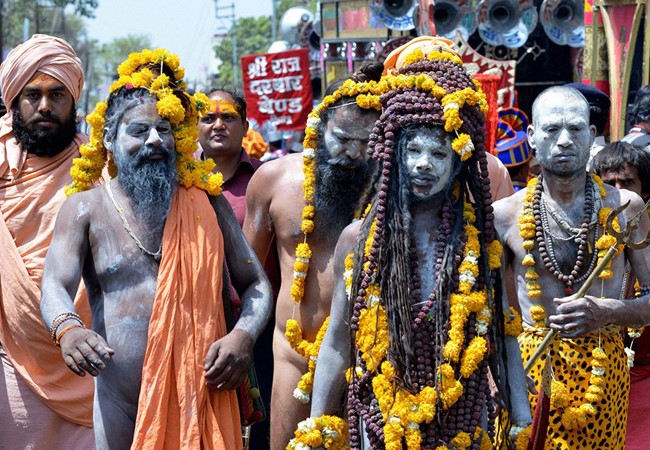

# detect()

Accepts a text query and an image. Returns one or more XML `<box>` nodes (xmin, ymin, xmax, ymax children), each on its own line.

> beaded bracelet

<box><xmin>55</xmin><ymin>323</ymin><xmax>85</xmax><ymax>347</ymax></box>
<box><xmin>49</xmin><ymin>312</ymin><xmax>83</xmax><ymax>344</ymax></box>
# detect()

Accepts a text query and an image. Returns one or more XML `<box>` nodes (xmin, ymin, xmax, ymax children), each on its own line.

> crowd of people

<box><xmin>3</xmin><ymin>32</ymin><xmax>650</xmax><ymax>450</ymax></box>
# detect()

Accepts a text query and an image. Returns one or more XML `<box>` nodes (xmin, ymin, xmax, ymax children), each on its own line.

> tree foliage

<box><xmin>213</xmin><ymin>16</ymin><xmax>271</xmax><ymax>89</ymax></box>
<box><xmin>213</xmin><ymin>0</ymin><xmax>317</xmax><ymax>88</ymax></box>
<box><xmin>81</xmin><ymin>34</ymin><xmax>152</xmax><ymax>114</ymax></box>
<box><xmin>0</xmin><ymin>0</ymin><xmax>98</xmax><ymax>56</ymax></box>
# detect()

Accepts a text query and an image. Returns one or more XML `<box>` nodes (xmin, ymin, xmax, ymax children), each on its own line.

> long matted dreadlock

<box><xmin>344</xmin><ymin>44</ymin><xmax>512</xmax><ymax>449</ymax></box>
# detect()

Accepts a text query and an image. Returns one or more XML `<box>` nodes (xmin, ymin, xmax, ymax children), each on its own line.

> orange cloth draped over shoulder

<box><xmin>131</xmin><ymin>186</ymin><xmax>242</xmax><ymax>450</ymax></box>
<box><xmin>0</xmin><ymin>136</ymin><xmax>94</xmax><ymax>427</ymax></box>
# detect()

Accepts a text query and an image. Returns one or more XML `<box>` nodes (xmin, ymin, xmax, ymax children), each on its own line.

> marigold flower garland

<box><xmin>287</xmin><ymin>415</ymin><xmax>349</xmax><ymax>450</ymax></box>
<box><xmin>343</xmin><ymin>197</ymin><xmax>503</xmax><ymax>449</ymax></box>
<box><xmin>286</xmin><ymin>79</ymin><xmax>384</xmax><ymax>403</ymax></box>
<box><xmin>518</xmin><ymin>174</ymin><xmax>621</xmax><ymax>300</ymax></box>
<box><xmin>66</xmin><ymin>48</ymin><xmax>222</xmax><ymax>197</ymax></box>
<box><xmin>510</xmin><ymin>424</ymin><xmax>532</xmax><ymax>450</ymax></box>
<box><xmin>370</xmin><ymin>69</ymin><xmax>488</xmax><ymax>162</ymax></box>
<box><xmin>533</xmin><ymin>306</ymin><xmax>605</xmax><ymax>431</ymax></box>
<box><xmin>504</xmin><ymin>306</ymin><xmax>523</xmax><ymax>337</ymax></box>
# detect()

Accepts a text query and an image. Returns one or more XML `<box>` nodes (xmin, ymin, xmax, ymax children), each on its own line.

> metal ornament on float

<box><xmin>370</xmin><ymin>0</ymin><xmax>418</xmax><ymax>31</ymax></box>
<box><xmin>280</xmin><ymin>6</ymin><xmax>315</xmax><ymax>47</ymax></box>
<box><xmin>539</xmin><ymin>0</ymin><xmax>584</xmax><ymax>48</ymax></box>
<box><xmin>477</xmin><ymin>0</ymin><xmax>538</xmax><ymax>48</ymax></box>
<box><xmin>416</xmin><ymin>0</ymin><xmax>436</xmax><ymax>36</ymax></box>
<box><xmin>433</xmin><ymin>0</ymin><xmax>478</xmax><ymax>41</ymax></box>
<box><xmin>267</xmin><ymin>41</ymin><xmax>292</xmax><ymax>54</ymax></box>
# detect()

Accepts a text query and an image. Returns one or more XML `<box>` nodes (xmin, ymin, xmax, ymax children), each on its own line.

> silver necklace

<box><xmin>542</xmin><ymin>184</ymin><xmax>600</xmax><ymax>241</ymax></box>
<box><xmin>105</xmin><ymin>182</ymin><xmax>162</xmax><ymax>261</ymax></box>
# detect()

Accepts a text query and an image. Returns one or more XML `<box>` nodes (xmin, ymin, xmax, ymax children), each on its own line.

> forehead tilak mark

<box><xmin>210</xmin><ymin>99</ymin><xmax>239</xmax><ymax>116</ymax></box>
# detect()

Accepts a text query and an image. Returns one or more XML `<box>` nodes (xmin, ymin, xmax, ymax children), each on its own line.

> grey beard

<box><xmin>113</xmin><ymin>146</ymin><xmax>178</xmax><ymax>232</ymax></box>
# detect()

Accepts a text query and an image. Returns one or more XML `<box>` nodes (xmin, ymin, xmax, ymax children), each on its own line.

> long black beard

<box><xmin>313</xmin><ymin>143</ymin><xmax>373</xmax><ymax>232</ymax></box>
<box><xmin>12</xmin><ymin>107</ymin><xmax>78</xmax><ymax>157</ymax></box>
<box><xmin>112</xmin><ymin>146</ymin><xmax>178</xmax><ymax>231</ymax></box>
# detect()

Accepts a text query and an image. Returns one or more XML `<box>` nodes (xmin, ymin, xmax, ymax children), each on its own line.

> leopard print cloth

<box><xmin>519</xmin><ymin>327</ymin><xmax>629</xmax><ymax>449</ymax></box>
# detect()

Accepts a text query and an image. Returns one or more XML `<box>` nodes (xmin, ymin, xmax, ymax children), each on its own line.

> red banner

<box><xmin>241</xmin><ymin>48</ymin><xmax>312</xmax><ymax>131</ymax></box>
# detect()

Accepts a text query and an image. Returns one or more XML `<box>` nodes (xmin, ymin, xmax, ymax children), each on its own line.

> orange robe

<box><xmin>0</xmin><ymin>137</ymin><xmax>95</xmax><ymax>444</ymax></box>
<box><xmin>131</xmin><ymin>187</ymin><xmax>242</xmax><ymax>450</ymax></box>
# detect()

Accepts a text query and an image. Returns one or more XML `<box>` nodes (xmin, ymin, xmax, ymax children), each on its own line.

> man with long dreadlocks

<box><xmin>244</xmin><ymin>62</ymin><xmax>384</xmax><ymax>449</ymax></box>
<box><xmin>494</xmin><ymin>86</ymin><xmax>650</xmax><ymax>449</ymax></box>
<box><xmin>299</xmin><ymin>37</ymin><xmax>532</xmax><ymax>450</ymax></box>
<box><xmin>39</xmin><ymin>49</ymin><xmax>272</xmax><ymax>449</ymax></box>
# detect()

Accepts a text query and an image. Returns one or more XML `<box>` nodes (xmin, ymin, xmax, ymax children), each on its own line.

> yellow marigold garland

<box><xmin>356</xmin><ymin>304</ymin><xmax>389</xmax><ymax>372</ymax></box>
<box><xmin>288</xmin><ymin>317</ymin><xmax>331</xmax><ymax>404</ymax></box>
<box><xmin>287</xmin><ymin>415</ymin><xmax>349</xmax><ymax>450</ymax></box>
<box><xmin>519</xmin><ymin>174</ymin><xmax>620</xmax><ymax>300</ymax></box>
<box><xmin>510</xmin><ymin>424</ymin><xmax>532</xmax><ymax>450</ymax></box>
<box><xmin>373</xmin><ymin>361</ymin><xmax>438</xmax><ymax>450</ymax></box>
<box><xmin>66</xmin><ymin>48</ymin><xmax>221</xmax><ymax>197</ymax></box>
<box><xmin>627</xmin><ymin>284</ymin><xmax>646</xmax><ymax>367</ymax></box>
<box><xmin>286</xmin><ymin>78</ymin><xmax>384</xmax><ymax>402</ymax></box>
<box><xmin>533</xmin><ymin>306</ymin><xmax>604</xmax><ymax>430</ymax></box>
<box><xmin>529</xmin><ymin>304</ymin><xmax>546</xmax><ymax>328</ymax></box>
<box><xmin>444</xmin><ymin>200</ymin><xmax>500</xmax><ymax>369</ymax></box>
<box><xmin>504</xmin><ymin>306</ymin><xmax>523</xmax><ymax>337</ymax></box>
<box><xmin>595</xmin><ymin>206</ymin><xmax>624</xmax><ymax>279</ymax></box>
<box><xmin>341</xmin><ymin>195</ymin><xmax>507</xmax><ymax>446</ymax></box>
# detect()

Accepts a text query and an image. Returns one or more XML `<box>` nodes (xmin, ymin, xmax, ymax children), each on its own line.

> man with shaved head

<box><xmin>494</xmin><ymin>86</ymin><xmax>650</xmax><ymax>448</ymax></box>
<box><xmin>0</xmin><ymin>34</ymin><xmax>95</xmax><ymax>448</ymax></box>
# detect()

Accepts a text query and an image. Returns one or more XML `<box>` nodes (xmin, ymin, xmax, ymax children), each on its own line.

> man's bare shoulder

<box><xmin>248</xmin><ymin>154</ymin><xmax>303</xmax><ymax>197</ymax></box>
<box><xmin>246</xmin><ymin>154</ymin><xmax>304</xmax><ymax>208</ymax></box>
<box><xmin>337</xmin><ymin>220</ymin><xmax>363</xmax><ymax>253</ymax></box>
<box><xmin>607</xmin><ymin>183</ymin><xmax>646</xmax><ymax>209</ymax></box>
<box><xmin>493</xmin><ymin>189</ymin><xmax>525</xmax><ymax>227</ymax></box>
<box><xmin>59</xmin><ymin>185</ymin><xmax>106</xmax><ymax>222</ymax></box>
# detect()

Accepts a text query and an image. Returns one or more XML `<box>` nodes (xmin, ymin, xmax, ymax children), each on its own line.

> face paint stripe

<box><xmin>209</xmin><ymin>99</ymin><xmax>240</xmax><ymax>118</ymax></box>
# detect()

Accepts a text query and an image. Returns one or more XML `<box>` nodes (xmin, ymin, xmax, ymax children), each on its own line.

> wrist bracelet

<box><xmin>55</xmin><ymin>323</ymin><xmax>85</xmax><ymax>347</ymax></box>
<box><xmin>49</xmin><ymin>312</ymin><xmax>83</xmax><ymax>344</ymax></box>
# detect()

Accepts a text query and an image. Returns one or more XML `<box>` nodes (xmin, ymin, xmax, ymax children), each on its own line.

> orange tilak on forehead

<box><xmin>25</xmin><ymin>72</ymin><xmax>63</xmax><ymax>89</ymax></box>
<box><xmin>210</xmin><ymin>99</ymin><xmax>240</xmax><ymax>117</ymax></box>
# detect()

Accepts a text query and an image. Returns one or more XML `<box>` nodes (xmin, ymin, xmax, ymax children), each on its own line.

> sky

<box><xmin>85</xmin><ymin>0</ymin><xmax>273</xmax><ymax>89</ymax></box>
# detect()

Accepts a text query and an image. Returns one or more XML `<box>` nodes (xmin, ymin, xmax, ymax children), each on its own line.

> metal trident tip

<box><xmin>606</xmin><ymin>199</ymin><xmax>650</xmax><ymax>250</ymax></box>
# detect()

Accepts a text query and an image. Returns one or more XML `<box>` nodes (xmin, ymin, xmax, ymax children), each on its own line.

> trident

<box><xmin>524</xmin><ymin>199</ymin><xmax>650</xmax><ymax>374</ymax></box>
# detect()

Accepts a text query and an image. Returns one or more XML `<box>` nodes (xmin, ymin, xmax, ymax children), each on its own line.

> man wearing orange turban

<box><xmin>0</xmin><ymin>34</ymin><xmax>95</xmax><ymax>448</ymax></box>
